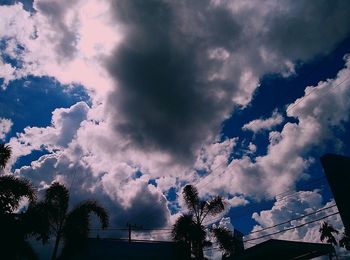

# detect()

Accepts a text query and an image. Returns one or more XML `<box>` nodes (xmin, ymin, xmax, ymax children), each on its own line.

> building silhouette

<box><xmin>321</xmin><ymin>153</ymin><xmax>350</xmax><ymax>235</ymax></box>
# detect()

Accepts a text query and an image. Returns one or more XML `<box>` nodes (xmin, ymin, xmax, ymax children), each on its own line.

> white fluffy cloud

<box><xmin>9</xmin><ymin>101</ymin><xmax>89</xmax><ymax>162</ymax></box>
<box><xmin>247</xmin><ymin>190</ymin><xmax>348</xmax><ymax>256</ymax></box>
<box><xmin>0</xmin><ymin>118</ymin><xmax>13</xmax><ymax>140</ymax></box>
<box><xmin>242</xmin><ymin>110</ymin><xmax>284</xmax><ymax>133</ymax></box>
<box><xmin>0</xmin><ymin>1</ymin><xmax>120</xmax><ymax>95</ymax></box>
<box><xmin>198</xmin><ymin>55</ymin><xmax>350</xmax><ymax>199</ymax></box>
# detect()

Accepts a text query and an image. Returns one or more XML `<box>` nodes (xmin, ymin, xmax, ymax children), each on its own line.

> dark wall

<box><xmin>321</xmin><ymin>154</ymin><xmax>350</xmax><ymax>235</ymax></box>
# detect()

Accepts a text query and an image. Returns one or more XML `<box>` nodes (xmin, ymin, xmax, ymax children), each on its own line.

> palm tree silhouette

<box><xmin>172</xmin><ymin>185</ymin><xmax>236</xmax><ymax>259</ymax></box>
<box><xmin>319</xmin><ymin>221</ymin><xmax>340</xmax><ymax>260</ymax></box>
<box><xmin>32</xmin><ymin>182</ymin><xmax>109</xmax><ymax>260</ymax></box>
<box><xmin>0</xmin><ymin>143</ymin><xmax>12</xmax><ymax>170</ymax></box>
<box><xmin>0</xmin><ymin>174</ymin><xmax>38</xmax><ymax>259</ymax></box>
<box><xmin>339</xmin><ymin>233</ymin><xmax>350</xmax><ymax>251</ymax></box>
<box><xmin>212</xmin><ymin>226</ymin><xmax>240</xmax><ymax>258</ymax></box>
<box><xmin>319</xmin><ymin>221</ymin><xmax>339</xmax><ymax>246</ymax></box>
<box><xmin>0</xmin><ymin>175</ymin><xmax>36</xmax><ymax>214</ymax></box>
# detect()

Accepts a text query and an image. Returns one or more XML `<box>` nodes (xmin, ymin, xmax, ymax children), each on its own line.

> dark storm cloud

<box><xmin>259</xmin><ymin>1</ymin><xmax>350</xmax><ymax>60</ymax></box>
<box><xmin>106</xmin><ymin>0</ymin><xmax>239</xmax><ymax>163</ymax></box>
<box><xmin>105</xmin><ymin>0</ymin><xmax>350</xmax><ymax>165</ymax></box>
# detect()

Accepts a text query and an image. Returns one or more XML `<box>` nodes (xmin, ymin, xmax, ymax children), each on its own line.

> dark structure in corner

<box><xmin>321</xmin><ymin>153</ymin><xmax>350</xmax><ymax>235</ymax></box>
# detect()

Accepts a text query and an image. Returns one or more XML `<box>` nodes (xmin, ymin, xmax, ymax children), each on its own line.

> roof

<box><xmin>234</xmin><ymin>239</ymin><xmax>334</xmax><ymax>260</ymax></box>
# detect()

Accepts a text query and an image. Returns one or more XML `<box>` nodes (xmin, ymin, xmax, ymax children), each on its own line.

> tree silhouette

<box><xmin>212</xmin><ymin>226</ymin><xmax>239</xmax><ymax>258</ymax></box>
<box><xmin>60</xmin><ymin>200</ymin><xmax>109</xmax><ymax>259</ymax></box>
<box><xmin>0</xmin><ymin>175</ymin><xmax>36</xmax><ymax>214</ymax></box>
<box><xmin>32</xmin><ymin>182</ymin><xmax>109</xmax><ymax>260</ymax></box>
<box><xmin>0</xmin><ymin>175</ymin><xmax>38</xmax><ymax>259</ymax></box>
<box><xmin>0</xmin><ymin>143</ymin><xmax>12</xmax><ymax>170</ymax></box>
<box><xmin>319</xmin><ymin>221</ymin><xmax>339</xmax><ymax>246</ymax></box>
<box><xmin>172</xmin><ymin>185</ymin><xmax>236</xmax><ymax>259</ymax></box>
<box><xmin>339</xmin><ymin>233</ymin><xmax>350</xmax><ymax>251</ymax></box>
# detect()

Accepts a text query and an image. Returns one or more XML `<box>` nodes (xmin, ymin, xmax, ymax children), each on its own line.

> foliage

<box><xmin>32</xmin><ymin>182</ymin><xmax>109</xmax><ymax>259</ymax></box>
<box><xmin>0</xmin><ymin>171</ymin><xmax>38</xmax><ymax>259</ymax></box>
<box><xmin>319</xmin><ymin>221</ymin><xmax>339</xmax><ymax>246</ymax></box>
<box><xmin>173</xmin><ymin>185</ymin><xmax>235</xmax><ymax>259</ymax></box>
<box><xmin>0</xmin><ymin>143</ymin><xmax>12</xmax><ymax>169</ymax></box>
<box><xmin>339</xmin><ymin>233</ymin><xmax>350</xmax><ymax>251</ymax></box>
<box><xmin>212</xmin><ymin>227</ymin><xmax>238</xmax><ymax>257</ymax></box>
<box><xmin>0</xmin><ymin>175</ymin><xmax>36</xmax><ymax>215</ymax></box>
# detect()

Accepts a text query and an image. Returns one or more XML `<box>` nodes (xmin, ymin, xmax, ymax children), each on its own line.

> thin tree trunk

<box><xmin>51</xmin><ymin>231</ymin><xmax>61</xmax><ymax>260</ymax></box>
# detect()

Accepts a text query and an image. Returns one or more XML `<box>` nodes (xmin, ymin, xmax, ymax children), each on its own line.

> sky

<box><xmin>1</xmin><ymin>0</ymin><xmax>350</xmax><ymax>258</ymax></box>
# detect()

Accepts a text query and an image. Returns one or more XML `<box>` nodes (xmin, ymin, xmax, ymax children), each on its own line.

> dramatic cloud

<box><xmin>104</xmin><ymin>0</ymin><xmax>350</xmax><ymax>165</ymax></box>
<box><xmin>242</xmin><ymin>110</ymin><xmax>283</xmax><ymax>133</ymax></box>
<box><xmin>2</xmin><ymin>0</ymin><xmax>350</xmax><ymax>241</ymax></box>
<box><xmin>198</xmin><ymin>55</ymin><xmax>350</xmax><ymax>199</ymax></box>
<box><xmin>0</xmin><ymin>118</ymin><xmax>12</xmax><ymax>140</ymax></box>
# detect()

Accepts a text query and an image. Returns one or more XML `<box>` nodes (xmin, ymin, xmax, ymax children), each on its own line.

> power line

<box><xmin>244</xmin><ymin>211</ymin><xmax>339</xmax><ymax>242</ymax></box>
<box><xmin>205</xmin><ymin>207</ymin><xmax>340</xmax><ymax>253</ymax></box>
<box><xmin>229</xmin><ymin>176</ymin><xmax>328</xmax><ymax>219</ymax></box>
<box><xmin>140</xmin><ymin>174</ymin><xmax>329</xmax><ymax>230</ymax></box>
<box><xmin>246</xmin><ymin>204</ymin><xmax>336</xmax><ymax>235</ymax></box>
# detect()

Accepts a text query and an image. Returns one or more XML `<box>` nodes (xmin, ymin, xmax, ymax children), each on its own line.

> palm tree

<box><xmin>319</xmin><ymin>221</ymin><xmax>339</xmax><ymax>246</ymax></box>
<box><xmin>0</xmin><ymin>175</ymin><xmax>36</xmax><ymax>215</ymax></box>
<box><xmin>319</xmin><ymin>221</ymin><xmax>339</xmax><ymax>260</ymax></box>
<box><xmin>0</xmin><ymin>175</ymin><xmax>38</xmax><ymax>259</ymax></box>
<box><xmin>172</xmin><ymin>185</ymin><xmax>236</xmax><ymax>259</ymax></box>
<box><xmin>172</xmin><ymin>214</ymin><xmax>206</xmax><ymax>259</ymax></box>
<box><xmin>339</xmin><ymin>233</ymin><xmax>350</xmax><ymax>251</ymax></box>
<box><xmin>0</xmin><ymin>143</ymin><xmax>12</xmax><ymax>170</ymax></box>
<box><xmin>33</xmin><ymin>182</ymin><xmax>109</xmax><ymax>260</ymax></box>
<box><xmin>212</xmin><ymin>227</ymin><xmax>239</xmax><ymax>258</ymax></box>
<box><xmin>60</xmin><ymin>200</ymin><xmax>109</xmax><ymax>259</ymax></box>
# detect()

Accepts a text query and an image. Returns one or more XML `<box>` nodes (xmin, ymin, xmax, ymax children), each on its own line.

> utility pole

<box><xmin>126</xmin><ymin>223</ymin><xmax>143</xmax><ymax>243</ymax></box>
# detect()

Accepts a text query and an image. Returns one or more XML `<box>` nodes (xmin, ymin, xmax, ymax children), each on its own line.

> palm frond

<box><xmin>183</xmin><ymin>185</ymin><xmax>199</xmax><ymax>213</ymax></box>
<box><xmin>64</xmin><ymin>200</ymin><xmax>109</xmax><ymax>241</ymax></box>
<box><xmin>212</xmin><ymin>227</ymin><xmax>237</xmax><ymax>257</ymax></box>
<box><xmin>204</xmin><ymin>196</ymin><xmax>224</xmax><ymax>216</ymax></box>
<box><xmin>61</xmin><ymin>200</ymin><xmax>109</xmax><ymax>258</ymax></box>
<box><xmin>319</xmin><ymin>222</ymin><xmax>339</xmax><ymax>246</ymax></box>
<box><xmin>200</xmin><ymin>196</ymin><xmax>225</xmax><ymax>224</ymax></box>
<box><xmin>0</xmin><ymin>175</ymin><xmax>36</xmax><ymax>214</ymax></box>
<box><xmin>45</xmin><ymin>182</ymin><xmax>69</xmax><ymax>216</ymax></box>
<box><xmin>172</xmin><ymin>214</ymin><xmax>195</xmax><ymax>242</ymax></box>
<box><xmin>0</xmin><ymin>144</ymin><xmax>12</xmax><ymax>169</ymax></box>
<box><xmin>22</xmin><ymin>201</ymin><xmax>51</xmax><ymax>243</ymax></box>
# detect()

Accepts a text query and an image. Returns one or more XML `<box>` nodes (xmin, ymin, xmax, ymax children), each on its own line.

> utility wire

<box><xmin>229</xmin><ymin>176</ymin><xmax>328</xmax><ymax>220</ymax></box>
<box><xmin>205</xmin><ymin>211</ymin><xmax>340</xmax><ymax>252</ymax></box>
<box><xmin>244</xmin><ymin>211</ymin><xmax>339</xmax><ymax>242</ymax></box>
<box><xmin>141</xmin><ymin>174</ymin><xmax>328</xmax><ymax>229</ymax></box>
<box><xmin>246</xmin><ymin>204</ymin><xmax>336</xmax><ymax>235</ymax></box>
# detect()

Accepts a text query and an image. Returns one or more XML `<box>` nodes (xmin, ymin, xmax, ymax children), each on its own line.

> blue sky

<box><xmin>1</xmin><ymin>1</ymin><xmax>350</xmax><ymax>257</ymax></box>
